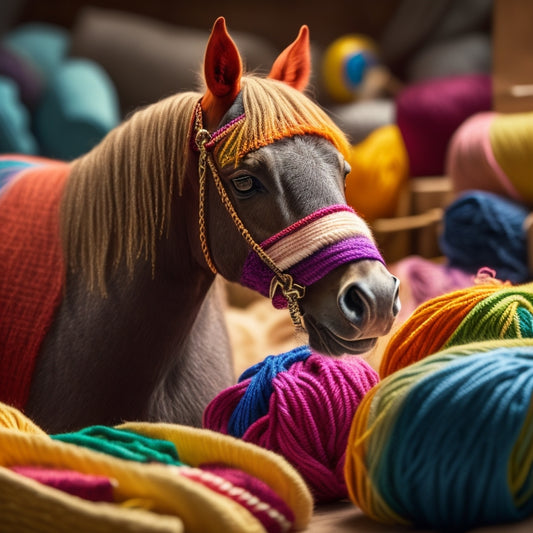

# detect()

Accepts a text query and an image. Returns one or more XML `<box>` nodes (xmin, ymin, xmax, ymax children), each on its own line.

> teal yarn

<box><xmin>345</xmin><ymin>342</ymin><xmax>533</xmax><ymax>530</ymax></box>
<box><xmin>0</xmin><ymin>76</ymin><xmax>38</xmax><ymax>154</ymax></box>
<box><xmin>378</xmin><ymin>348</ymin><xmax>533</xmax><ymax>528</ymax></box>
<box><xmin>3</xmin><ymin>23</ymin><xmax>70</xmax><ymax>83</ymax></box>
<box><xmin>34</xmin><ymin>59</ymin><xmax>120</xmax><ymax>160</ymax></box>
<box><xmin>52</xmin><ymin>425</ymin><xmax>184</xmax><ymax>465</ymax></box>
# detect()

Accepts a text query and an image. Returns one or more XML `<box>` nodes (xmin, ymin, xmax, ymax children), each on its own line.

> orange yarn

<box><xmin>379</xmin><ymin>282</ymin><xmax>504</xmax><ymax>378</ymax></box>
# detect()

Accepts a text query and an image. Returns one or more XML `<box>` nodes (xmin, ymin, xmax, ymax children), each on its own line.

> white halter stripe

<box><xmin>265</xmin><ymin>211</ymin><xmax>374</xmax><ymax>271</ymax></box>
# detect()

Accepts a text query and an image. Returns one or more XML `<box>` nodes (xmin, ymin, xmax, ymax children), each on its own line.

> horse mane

<box><xmin>61</xmin><ymin>75</ymin><xmax>350</xmax><ymax>292</ymax></box>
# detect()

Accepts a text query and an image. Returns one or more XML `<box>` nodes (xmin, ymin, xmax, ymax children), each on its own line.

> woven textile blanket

<box><xmin>0</xmin><ymin>156</ymin><xmax>69</xmax><ymax>409</ymax></box>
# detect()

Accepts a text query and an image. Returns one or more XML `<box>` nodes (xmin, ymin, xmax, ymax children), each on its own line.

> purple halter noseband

<box><xmin>240</xmin><ymin>204</ymin><xmax>384</xmax><ymax>308</ymax></box>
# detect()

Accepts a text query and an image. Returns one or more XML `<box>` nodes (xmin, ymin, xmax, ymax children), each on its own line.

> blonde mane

<box><xmin>61</xmin><ymin>76</ymin><xmax>350</xmax><ymax>292</ymax></box>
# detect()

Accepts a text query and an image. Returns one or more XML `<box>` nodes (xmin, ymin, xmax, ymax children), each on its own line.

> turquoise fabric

<box><xmin>3</xmin><ymin>23</ymin><xmax>70</xmax><ymax>82</ymax></box>
<box><xmin>53</xmin><ymin>426</ymin><xmax>184</xmax><ymax>466</ymax></box>
<box><xmin>34</xmin><ymin>59</ymin><xmax>120</xmax><ymax>160</ymax></box>
<box><xmin>2</xmin><ymin>23</ymin><xmax>120</xmax><ymax>160</ymax></box>
<box><xmin>0</xmin><ymin>76</ymin><xmax>38</xmax><ymax>154</ymax></box>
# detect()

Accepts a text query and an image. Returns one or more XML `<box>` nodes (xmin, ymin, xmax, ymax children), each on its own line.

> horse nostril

<box><xmin>339</xmin><ymin>284</ymin><xmax>368</xmax><ymax>326</ymax></box>
<box><xmin>392</xmin><ymin>275</ymin><xmax>401</xmax><ymax>317</ymax></box>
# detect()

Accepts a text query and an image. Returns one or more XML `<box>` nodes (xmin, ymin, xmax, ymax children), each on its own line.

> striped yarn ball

<box><xmin>380</xmin><ymin>280</ymin><xmax>533</xmax><ymax>378</ymax></box>
<box><xmin>203</xmin><ymin>345</ymin><xmax>378</xmax><ymax>502</ymax></box>
<box><xmin>345</xmin><ymin>340</ymin><xmax>533</xmax><ymax>530</ymax></box>
<box><xmin>448</xmin><ymin>111</ymin><xmax>533</xmax><ymax>206</ymax></box>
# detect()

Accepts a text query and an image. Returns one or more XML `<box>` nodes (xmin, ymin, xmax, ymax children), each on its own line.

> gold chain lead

<box><xmin>194</xmin><ymin>105</ymin><xmax>305</xmax><ymax>330</ymax></box>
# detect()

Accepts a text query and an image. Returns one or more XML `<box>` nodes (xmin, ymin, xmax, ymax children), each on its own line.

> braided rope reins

<box><xmin>193</xmin><ymin>102</ymin><xmax>306</xmax><ymax>330</ymax></box>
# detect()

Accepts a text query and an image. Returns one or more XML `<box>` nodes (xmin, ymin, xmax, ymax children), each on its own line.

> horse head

<box><xmin>191</xmin><ymin>18</ymin><xmax>400</xmax><ymax>356</ymax></box>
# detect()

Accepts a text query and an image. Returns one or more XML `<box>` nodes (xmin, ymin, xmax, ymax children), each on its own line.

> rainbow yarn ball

<box><xmin>380</xmin><ymin>280</ymin><xmax>533</xmax><ymax>378</ymax></box>
<box><xmin>203</xmin><ymin>345</ymin><xmax>378</xmax><ymax>502</ymax></box>
<box><xmin>321</xmin><ymin>34</ymin><xmax>379</xmax><ymax>103</ymax></box>
<box><xmin>345</xmin><ymin>340</ymin><xmax>533</xmax><ymax>530</ymax></box>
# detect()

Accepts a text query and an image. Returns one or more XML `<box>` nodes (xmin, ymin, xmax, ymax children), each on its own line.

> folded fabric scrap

<box><xmin>0</xmin><ymin>402</ymin><xmax>312</xmax><ymax>533</ymax></box>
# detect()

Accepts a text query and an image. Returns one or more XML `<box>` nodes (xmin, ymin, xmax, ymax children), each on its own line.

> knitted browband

<box><xmin>240</xmin><ymin>204</ymin><xmax>384</xmax><ymax>308</ymax></box>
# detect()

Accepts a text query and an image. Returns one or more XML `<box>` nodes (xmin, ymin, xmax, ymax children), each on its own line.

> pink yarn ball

<box><xmin>203</xmin><ymin>347</ymin><xmax>379</xmax><ymax>502</ymax></box>
<box><xmin>396</xmin><ymin>73</ymin><xmax>491</xmax><ymax>177</ymax></box>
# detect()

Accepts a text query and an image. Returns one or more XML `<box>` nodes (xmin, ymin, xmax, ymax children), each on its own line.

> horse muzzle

<box><xmin>239</xmin><ymin>204</ymin><xmax>401</xmax><ymax>355</ymax></box>
<box><xmin>302</xmin><ymin>260</ymin><xmax>401</xmax><ymax>356</ymax></box>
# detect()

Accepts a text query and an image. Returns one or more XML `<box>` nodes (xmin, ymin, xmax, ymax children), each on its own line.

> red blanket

<box><xmin>0</xmin><ymin>157</ymin><xmax>69</xmax><ymax>409</ymax></box>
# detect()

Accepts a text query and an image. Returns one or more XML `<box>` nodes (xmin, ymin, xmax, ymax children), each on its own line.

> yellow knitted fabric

<box><xmin>121</xmin><ymin>422</ymin><xmax>313</xmax><ymax>530</ymax></box>
<box><xmin>0</xmin><ymin>466</ymin><xmax>183</xmax><ymax>533</ymax></box>
<box><xmin>0</xmin><ymin>404</ymin><xmax>313</xmax><ymax>533</ymax></box>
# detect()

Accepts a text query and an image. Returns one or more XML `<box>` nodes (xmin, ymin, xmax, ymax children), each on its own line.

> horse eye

<box><xmin>231</xmin><ymin>175</ymin><xmax>259</xmax><ymax>195</ymax></box>
<box><xmin>344</xmin><ymin>161</ymin><xmax>352</xmax><ymax>177</ymax></box>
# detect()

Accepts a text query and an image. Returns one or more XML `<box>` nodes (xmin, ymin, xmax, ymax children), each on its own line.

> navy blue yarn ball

<box><xmin>440</xmin><ymin>190</ymin><xmax>530</xmax><ymax>283</ymax></box>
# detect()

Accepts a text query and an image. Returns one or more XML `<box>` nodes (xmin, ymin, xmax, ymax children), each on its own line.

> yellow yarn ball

<box><xmin>321</xmin><ymin>34</ymin><xmax>378</xmax><ymax>103</ymax></box>
<box><xmin>345</xmin><ymin>124</ymin><xmax>409</xmax><ymax>221</ymax></box>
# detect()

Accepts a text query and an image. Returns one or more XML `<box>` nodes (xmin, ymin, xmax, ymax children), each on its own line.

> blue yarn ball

<box><xmin>440</xmin><ymin>190</ymin><xmax>530</xmax><ymax>283</ymax></box>
<box><xmin>380</xmin><ymin>347</ymin><xmax>533</xmax><ymax>528</ymax></box>
<box><xmin>346</xmin><ymin>342</ymin><xmax>533</xmax><ymax>530</ymax></box>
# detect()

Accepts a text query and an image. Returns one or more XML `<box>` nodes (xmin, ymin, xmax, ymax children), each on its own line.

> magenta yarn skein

<box><xmin>396</xmin><ymin>73</ymin><xmax>491</xmax><ymax>177</ymax></box>
<box><xmin>203</xmin><ymin>346</ymin><xmax>379</xmax><ymax>502</ymax></box>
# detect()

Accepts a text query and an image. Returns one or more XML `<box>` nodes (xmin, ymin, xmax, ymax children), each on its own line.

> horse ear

<box><xmin>268</xmin><ymin>25</ymin><xmax>311</xmax><ymax>91</ymax></box>
<box><xmin>201</xmin><ymin>17</ymin><xmax>243</xmax><ymax>128</ymax></box>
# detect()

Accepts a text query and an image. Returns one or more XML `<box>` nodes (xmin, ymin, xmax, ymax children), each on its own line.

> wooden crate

<box><xmin>371</xmin><ymin>176</ymin><xmax>455</xmax><ymax>263</ymax></box>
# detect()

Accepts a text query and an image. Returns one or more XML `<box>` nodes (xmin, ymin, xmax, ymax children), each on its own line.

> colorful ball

<box><xmin>345</xmin><ymin>341</ymin><xmax>533</xmax><ymax>530</ymax></box>
<box><xmin>379</xmin><ymin>280</ymin><xmax>533</xmax><ymax>378</ymax></box>
<box><xmin>203</xmin><ymin>345</ymin><xmax>379</xmax><ymax>502</ymax></box>
<box><xmin>321</xmin><ymin>34</ymin><xmax>379</xmax><ymax>103</ymax></box>
<box><xmin>447</xmin><ymin>110</ymin><xmax>533</xmax><ymax>206</ymax></box>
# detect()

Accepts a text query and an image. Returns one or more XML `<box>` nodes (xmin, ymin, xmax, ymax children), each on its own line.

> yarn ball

<box><xmin>440</xmin><ymin>190</ymin><xmax>530</xmax><ymax>284</ymax></box>
<box><xmin>345</xmin><ymin>341</ymin><xmax>533</xmax><ymax>530</ymax></box>
<box><xmin>321</xmin><ymin>34</ymin><xmax>380</xmax><ymax>103</ymax></box>
<box><xmin>389</xmin><ymin>255</ymin><xmax>474</xmax><ymax>320</ymax></box>
<box><xmin>203</xmin><ymin>345</ymin><xmax>379</xmax><ymax>502</ymax></box>
<box><xmin>344</xmin><ymin>124</ymin><xmax>409</xmax><ymax>221</ymax></box>
<box><xmin>380</xmin><ymin>279</ymin><xmax>533</xmax><ymax>378</ymax></box>
<box><xmin>447</xmin><ymin>111</ymin><xmax>533</xmax><ymax>206</ymax></box>
<box><xmin>396</xmin><ymin>73</ymin><xmax>491</xmax><ymax>177</ymax></box>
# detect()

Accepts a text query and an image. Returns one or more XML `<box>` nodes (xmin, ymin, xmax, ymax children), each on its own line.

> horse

<box><xmin>0</xmin><ymin>18</ymin><xmax>400</xmax><ymax>433</ymax></box>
